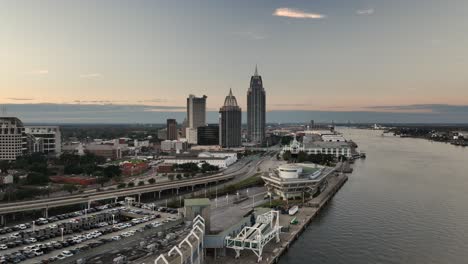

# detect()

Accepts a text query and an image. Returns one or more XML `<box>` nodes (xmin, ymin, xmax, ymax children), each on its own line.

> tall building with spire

<box><xmin>247</xmin><ymin>65</ymin><xmax>266</xmax><ymax>145</ymax></box>
<box><xmin>219</xmin><ymin>89</ymin><xmax>242</xmax><ymax>148</ymax></box>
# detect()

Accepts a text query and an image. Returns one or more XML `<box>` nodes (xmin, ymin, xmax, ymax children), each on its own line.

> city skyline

<box><xmin>1</xmin><ymin>0</ymin><xmax>468</xmax><ymax>122</ymax></box>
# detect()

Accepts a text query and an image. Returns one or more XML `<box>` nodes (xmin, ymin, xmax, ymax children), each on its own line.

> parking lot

<box><xmin>0</xmin><ymin>201</ymin><xmax>181</xmax><ymax>264</ymax></box>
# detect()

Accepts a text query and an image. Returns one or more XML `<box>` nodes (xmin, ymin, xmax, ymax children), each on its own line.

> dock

<box><xmin>207</xmin><ymin>173</ymin><xmax>348</xmax><ymax>264</ymax></box>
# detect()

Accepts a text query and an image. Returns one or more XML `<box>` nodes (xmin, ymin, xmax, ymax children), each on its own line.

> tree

<box><xmin>127</xmin><ymin>182</ymin><xmax>135</xmax><ymax>188</ymax></box>
<box><xmin>63</xmin><ymin>184</ymin><xmax>78</xmax><ymax>194</ymax></box>
<box><xmin>0</xmin><ymin>160</ymin><xmax>11</xmax><ymax>173</ymax></box>
<box><xmin>138</xmin><ymin>181</ymin><xmax>145</xmax><ymax>186</ymax></box>
<box><xmin>297</xmin><ymin>151</ymin><xmax>307</xmax><ymax>163</ymax></box>
<box><xmin>26</xmin><ymin>172</ymin><xmax>49</xmax><ymax>186</ymax></box>
<box><xmin>282</xmin><ymin>151</ymin><xmax>292</xmax><ymax>161</ymax></box>
<box><xmin>96</xmin><ymin>176</ymin><xmax>110</xmax><ymax>187</ymax></box>
<box><xmin>176</xmin><ymin>174</ymin><xmax>182</xmax><ymax>180</ymax></box>
<box><xmin>148</xmin><ymin>178</ymin><xmax>156</xmax><ymax>184</ymax></box>
<box><xmin>168</xmin><ymin>175</ymin><xmax>175</xmax><ymax>181</ymax></box>
<box><xmin>117</xmin><ymin>183</ymin><xmax>126</xmax><ymax>189</ymax></box>
<box><xmin>103</xmin><ymin>165</ymin><xmax>122</xmax><ymax>178</ymax></box>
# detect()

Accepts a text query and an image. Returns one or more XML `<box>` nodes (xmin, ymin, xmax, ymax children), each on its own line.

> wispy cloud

<box><xmin>7</xmin><ymin>97</ymin><xmax>34</xmax><ymax>101</ymax></box>
<box><xmin>273</xmin><ymin>8</ymin><xmax>326</xmax><ymax>19</ymax></box>
<box><xmin>356</xmin><ymin>8</ymin><xmax>375</xmax><ymax>15</ymax></box>
<box><xmin>27</xmin><ymin>69</ymin><xmax>49</xmax><ymax>75</ymax></box>
<box><xmin>79</xmin><ymin>73</ymin><xmax>102</xmax><ymax>78</ymax></box>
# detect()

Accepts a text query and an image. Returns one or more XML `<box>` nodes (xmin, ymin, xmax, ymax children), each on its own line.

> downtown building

<box><xmin>24</xmin><ymin>126</ymin><xmax>62</xmax><ymax>157</ymax></box>
<box><xmin>0</xmin><ymin>117</ymin><xmax>27</xmax><ymax>160</ymax></box>
<box><xmin>166</xmin><ymin>119</ymin><xmax>178</xmax><ymax>140</ymax></box>
<box><xmin>186</xmin><ymin>94</ymin><xmax>207</xmax><ymax>144</ymax></box>
<box><xmin>247</xmin><ymin>66</ymin><xmax>266</xmax><ymax>145</ymax></box>
<box><xmin>219</xmin><ymin>89</ymin><xmax>242</xmax><ymax>148</ymax></box>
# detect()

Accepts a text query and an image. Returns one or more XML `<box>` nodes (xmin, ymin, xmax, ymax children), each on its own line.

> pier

<box><xmin>207</xmin><ymin>173</ymin><xmax>348</xmax><ymax>264</ymax></box>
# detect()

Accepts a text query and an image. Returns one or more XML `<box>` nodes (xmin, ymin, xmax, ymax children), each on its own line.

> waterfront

<box><xmin>279</xmin><ymin>128</ymin><xmax>468</xmax><ymax>264</ymax></box>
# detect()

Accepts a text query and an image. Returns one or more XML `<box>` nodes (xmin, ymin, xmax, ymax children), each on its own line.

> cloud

<box><xmin>80</xmin><ymin>73</ymin><xmax>102</xmax><ymax>78</ymax></box>
<box><xmin>27</xmin><ymin>69</ymin><xmax>49</xmax><ymax>75</ymax></box>
<box><xmin>356</xmin><ymin>8</ymin><xmax>375</xmax><ymax>15</ymax></box>
<box><xmin>7</xmin><ymin>97</ymin><xmax>34</xmax><ymax>101</ymax></box>
<box><xmin>273</xmin><ymin>8</ymin><xmax>326</xmax><ymax>19</ymax></box>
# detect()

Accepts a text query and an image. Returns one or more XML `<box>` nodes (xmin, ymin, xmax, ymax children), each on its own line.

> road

<box><xmin>0</xmin><ymin>154</ymin><xmax>276</xmax><ymax>216</ymax></box>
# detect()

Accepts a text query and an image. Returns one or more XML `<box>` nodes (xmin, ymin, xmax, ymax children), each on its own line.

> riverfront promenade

<box><xmin>207</xmin><ymin>173</ymin><xmax>348</xmax><ymax>264</ymax></box>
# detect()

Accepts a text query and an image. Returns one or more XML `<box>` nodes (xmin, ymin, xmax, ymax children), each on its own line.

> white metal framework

<box><xmin>225</xmin><ymin>210</ymin><xmax>281</xmax><ymax>262</ymax></box>
<box><xmin>154</xmin><ymin>215</ymin><xmax>205</xmax><ymax>264</ymax></box>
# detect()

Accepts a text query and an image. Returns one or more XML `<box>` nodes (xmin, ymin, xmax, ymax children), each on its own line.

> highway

<box><xmin>0</xmin><ymin>155</ymin><xmax>272</xmax><ymax>216</ymax></box>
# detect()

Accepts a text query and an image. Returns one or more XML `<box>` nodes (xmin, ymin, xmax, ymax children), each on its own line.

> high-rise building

<box><xmin>219</xmin><ymin>89</ymin><xmax>242</xmax><ymax>148</ymax></box>
<box><xmin>186</xmin><ymin>94</ymin><xmax>207</xmax><ymax>144</ymax></box>
<box><xmin>0</xmin><ymin>117</ymin><xmax>27</xmax><ymax>160</ymax></box>
<box><xmin>247</xmin><ymin>65</ymin><xmax>266</xmax><ymax>145</ymax></box>
<box><xmin>187</xmin><ymin>94</ymin><xmax>207</xmax><ymax>129</ymax></box>
<box><xmin>166</xmin><ymin>119</ymin><xmax>178</xmax><ymax>140</ymax></box>
<box><xmin>25</xmin><ymin>126</ymin><xmax>62</xmax><ymax>157</ymax></box>
<box><xmin>197</xmin><ymin>124</ymin><xmax>219</xmax><ymax>146</ymax></box>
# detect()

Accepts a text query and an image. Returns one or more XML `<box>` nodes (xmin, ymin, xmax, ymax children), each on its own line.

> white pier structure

<box><xmin>225</xmin><ymin>210</ymin><xmax>281</xmax><ymax>262</ymax></box>
<box><xmin>155</xmin><ymin>215</ymin><xmax>205</xmax><ymax>264</ymax></box>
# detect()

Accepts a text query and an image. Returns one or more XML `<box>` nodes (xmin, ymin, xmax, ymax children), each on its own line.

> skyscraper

<box><xmin>186</xmin><ymin>94</ymin><xmax>207</xmax><ymax>144</ymax></box>
<box><xmin>247</xmin><ymin>65</ymin><xmax>266</xmax><ymax>145</ymax></box>
<box><xmin>166</xmin><ymin>119</ymin><xmax>177</xmax><ymax>140</ymax></box>
<box><xmin>219</xmin><ymin>89</ymin><xmax>242</xmax><ymax>148</ymax></box>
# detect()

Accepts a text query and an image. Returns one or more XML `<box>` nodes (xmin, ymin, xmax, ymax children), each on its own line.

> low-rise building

<box><xmin>262</xmin><ymin>163</ymin><xmax>335</xmax><ymax>199</ymax></box>
<box><xmin>161</xmin><ymin>151</ymin><xmax>237</xmax><ymax>169</ymax></box>
<box><xmin>25</xmin><ymin>126</ymin><xmax>62</xmax><ymax>156</ymax></box>
<box><xmin>282</xmin><ymin>136</ymin><xmax>351</xmax><ymax>158</ymax></box>
<box><xmin>160</xmin><ymin>140</ymin><xmax>188</xmax><ymax>153</ymax></box>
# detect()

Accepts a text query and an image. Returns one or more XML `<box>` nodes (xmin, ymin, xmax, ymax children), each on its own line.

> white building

<box><xmin>262</xmin><ymin>163</ymin><xmax>335</xmax><ymax>199</ymax></box>
<box><xmin>0</xmin><ymin>117</ymin><xmax>27</xmax><ymax>161</ymax></box>
<box><xmin>25</xmin><ymin>126</ymin><xmax>62</xmax><ymax>156</ymax></box>
<box><xmin>186</xmin><ymin>127</ymin><xmax>198</xmax><ymax>144</ymax></box>
<box><xmin>162</xmin><ymin>151</ymin><xmax>237</xmax><ymax>169</ymax></box>
<box><xmin>282</xmin><ymin>137</ymin><xmax>351</xmax><ymax>158</ymax></box>
<box><xmin>161</xmin><ymin>140</ymin><xmax>188</xmax><ymax>153</ymax></box>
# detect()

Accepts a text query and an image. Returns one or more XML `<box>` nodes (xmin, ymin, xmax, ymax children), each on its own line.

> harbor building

<box><xmin>282</xmin><ymin>136</ymin><xmax>352</xmax><ymax>158</ymax></box>
<box><xmin>262</xmin><ymin>163</ymin><xmax>336</xmax><ymax>199</ymax></box>
<box><xmin>0</xmin><ymin>117</ymin><xmax>27</xmax><ymax>160</ymax></box>
<box><xmin>247</xmin><ymin>66</ymin><xmax>266</xmax><ymax>145</ymax></box>
<box><xmin>219</xmin><ymin>89</ymin><xmax>242</xmax><ymax>148</ymax></box>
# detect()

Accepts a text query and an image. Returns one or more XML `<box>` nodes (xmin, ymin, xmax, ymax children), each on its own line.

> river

<box><xmin>279</xmin><ymin>128</ymin><xmax>468</xmax><ymax>264</ymax></box>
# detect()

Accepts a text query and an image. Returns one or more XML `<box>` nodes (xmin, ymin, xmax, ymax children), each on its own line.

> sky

<box><xmin>1</xmin><ymin>0</ymin><xmax>468</xmax><ymax>123</ymax></box>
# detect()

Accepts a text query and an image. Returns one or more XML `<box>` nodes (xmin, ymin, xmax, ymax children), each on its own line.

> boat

<box><xmin>288</xmin><ymin>205</ymin><xmax>299</xmax><ymax>216</ymax></box>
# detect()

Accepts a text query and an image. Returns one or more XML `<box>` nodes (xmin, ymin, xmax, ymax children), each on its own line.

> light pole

<box><xmin>60</xmin><ymin>228</ymin><xmax>64</xmax><ymax>241</ymax></box>
<box><xmin>32</xmin><ymin>221</ymin><xmax>35</xmax><ymax>232</ymax></box>
<box><xmin>112</xmin><ymin>214</ymin><xmax>115</xmax><ymax>224</ymax></box>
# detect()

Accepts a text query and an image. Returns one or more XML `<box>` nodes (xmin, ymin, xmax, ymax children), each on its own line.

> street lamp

<box><xmin>32</xmin><ymin>221</ymin><xmax>35</xmax><ymax>232</ymax></box>
<box><xmin>60</xmin><ymin>228</ymin><xmax>64</xmax><ymax>241</ymax></box>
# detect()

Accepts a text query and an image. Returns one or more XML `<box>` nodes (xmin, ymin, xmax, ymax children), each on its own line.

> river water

<box><xmin>279</xmin><ymin>128</ymin><xmax>468</xmax><ymax>264</ymax></box>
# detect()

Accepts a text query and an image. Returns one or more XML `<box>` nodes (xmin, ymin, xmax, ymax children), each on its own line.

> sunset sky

<box><xmin>1</xmin><ymin>0</ymin><xmax>468</xmax><ymax>123</ymax></box>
